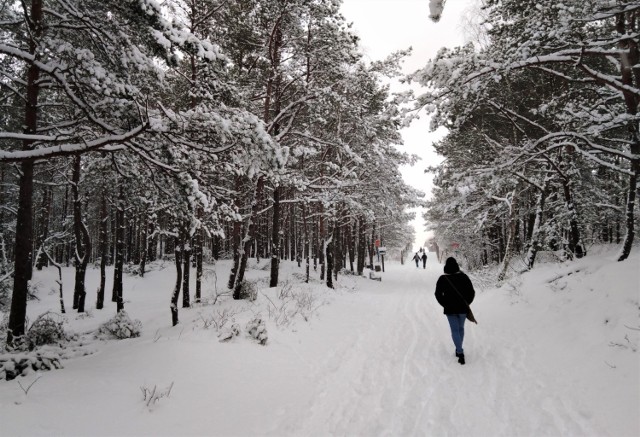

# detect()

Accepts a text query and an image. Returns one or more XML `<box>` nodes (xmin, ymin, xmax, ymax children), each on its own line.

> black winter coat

<box><xmin>434</xmin><ymin>272</ymin><xmax>475</xmax><ymax>315</ymax></box>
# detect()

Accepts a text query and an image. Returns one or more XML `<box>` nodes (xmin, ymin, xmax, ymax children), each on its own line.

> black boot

<box><xmin>458</xmin><ymin>354</ymin><xmax>465</xmax><ymax>365</ymax></box>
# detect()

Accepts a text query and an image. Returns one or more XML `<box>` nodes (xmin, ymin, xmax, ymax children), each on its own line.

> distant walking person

<box><xmin>421</xmin><ymin>252</ymin><xmax>427</xmax><ymax>269</ymax></box>
<box><xmin>434</xmin><ymin>257</ymin><xmax>475</xmax><ymax>365</ymax></box>
<box><xmin>412</xmin><ymin>252</ymin><xmax>420</xmax><ymax>268</ymax></box>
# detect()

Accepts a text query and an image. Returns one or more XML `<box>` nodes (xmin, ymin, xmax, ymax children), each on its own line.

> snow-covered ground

<box><xmin>1</xmin><ymin>246</ymin><xmax>639</xmax><ymax>436</ymax></box>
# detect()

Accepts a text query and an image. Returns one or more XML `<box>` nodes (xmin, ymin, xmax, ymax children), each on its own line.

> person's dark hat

<box><xmin>444</xmin><ymin>257</ymin><xmax>460</xmax><ymax>274</ymax></box>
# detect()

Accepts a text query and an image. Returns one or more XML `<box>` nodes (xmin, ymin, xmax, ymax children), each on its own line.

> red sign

<box><xmin>375</xmin><ymin>239</ymin><xmax>381</xmax><ymax>247</ymax></box>
<box><xmin>451</xmin><ymin>242</ymin><xmax>460</xmax><ymax>249</ymax></box>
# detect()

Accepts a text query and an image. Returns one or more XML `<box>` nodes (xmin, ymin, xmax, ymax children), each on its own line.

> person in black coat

<box><xmin>421</xmin><ymin>252</ymin><xmax>427</xmax><ymax>269</ymax></box>
<box><xmin>434</xmin><ymin>257</ymin><xmax>475</xmax><ymax>365</ymax></box>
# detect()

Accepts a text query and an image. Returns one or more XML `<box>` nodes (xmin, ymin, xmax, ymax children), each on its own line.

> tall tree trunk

<box><xmin>348</xmin><ymin>220</ymin><xmax>355</xmax><ymax>272</ymax></box>
<box><xmin>234</xmin><ymin>176</ymin><xmax>264</xmax><ymax>298</ymax></box>
<box><xmin>333</xmin><ymin>217</ymin><xmax>342</xmax><ymax>281</ymax></box>
<box><xmin>7</xmin><ymin>0</ymin><xmax>43</xmax><ymax>346</ymax></box>
<box><xmin>112</xmin><ymin>186</ymin><xmax>125</xmax><ymax>312</ymax></box>
<box><xmin>182</xmin><ymin>234</ymin><xmax>191</xmax><ymax>308</ymax></box>
<box><xmin>139</xmin><ymin>211</ymin><xmax>148</xmax><ymax>278</ymax></box>
<box><xmin>525</xmin><ymin>188</ymin><xmax>546</xmax><ymax>270</ymax></box>
<box><xmin>269</xmin><ymin>186</ymin><xmax>281</xmax><ymax>287</ymax></box>
<box><xmin>357</xmin><ymin>216</ymin><xmax>366</xmax><ymax>275</ymax></box>
<box><xmin>368</xmin><ymin>224</ymin><xmax>376</xmax><ymax>268</ymax></box>
<box><xmin>228</xmin><ymin>177</ymin><xmax>243</xmax><ymax>293</ymax></box>
<box><xmin>97</xmin><ymin>191</ymin><xmax>108</xmax><ymax>310</ymax></box>
<box><xmin>195</xmin><ymin>227</ymin><xmax>203</xmax><ymax>304</ymax></box>
<box><xmin>267</xmin><ymin>17</ymin><xmax>283</xmax><ymax>288</ymax></box>
<box><xmin>325</xmin><ymin>233</ymin><xmax>334</xmax><ymax>289</ymax></box>
<box><xmin>617</xmin><ymin>11</ymin><xmax>640</xmax><ymax>262</ymax></box>
<box><xmin>302</xmin><ymin>204</ymin><xmax>310</xmax><ymax>283</ymax></box>
<box><xmin>72</xmin><ymin>156</ymin><xmax>91</xmax><ymax>313</ymax></box>
<box><xmin>35</xmin><ymin>186</ymin><xmax>51</xmax><ymax>270</ymax></box>
<box><xmin>0</xmin><ymin>166</ymin><xmax>5</xmax><ymax>274</ymax></box>
<box><xmin>498</xmin><ymin>190</ymin><xmax>518</xmax><ymax>282</ymax></box>
<box><xmin>170</xmin><ymin>238</ymin><xmax>183</xmax><ymax>326</ymax></box>
<box><xmin>561</xmin><ymin>178</ymin><xmax>584</xmax><ymax>259</ymax></box>
<box><xmin>619</xmin><ymin>142</ymin><xmax>639</xmax><ymax>261</ymax></box>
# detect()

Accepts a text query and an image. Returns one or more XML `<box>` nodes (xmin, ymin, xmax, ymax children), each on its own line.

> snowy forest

<box><xmin>0</xmin><ymin>0</ymin><xmax>638</xmax><ymax>349</ymax></box>
<box><xmin>0</xmin><ymin>0</ymin><xmax>424</xmax><ymax>347</ymax></box>
<box><xmin>0</xmin><ymin>1</ymin><xmax>639</xmax><ymax>435</ymax></box>
<box><xmin>417</xmin><ymin>0</ymin><xmax>639</xmax><ymax>277</ymax></box>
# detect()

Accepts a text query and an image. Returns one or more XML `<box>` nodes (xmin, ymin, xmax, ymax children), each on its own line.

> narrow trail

<box><xmin>269</xmin><ymin>258</ymin><xmax>601</xmax><ymax>437</ymax></box>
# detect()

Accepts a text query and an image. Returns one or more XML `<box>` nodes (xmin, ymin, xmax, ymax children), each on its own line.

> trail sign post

<box><xmin>378</xmin><ymin>247</ymin><xmax>386</xmax><ymax>272</ymax></box>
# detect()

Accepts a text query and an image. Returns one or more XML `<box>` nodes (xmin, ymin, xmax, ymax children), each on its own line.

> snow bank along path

<box><xmin>270</xmin><ymin>259</ymin><xmax>611</xmax><ymax>436</ymax></box>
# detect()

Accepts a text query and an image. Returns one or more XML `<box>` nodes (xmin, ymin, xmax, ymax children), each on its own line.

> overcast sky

<box><xmin>340</xmin><ymin>0</ymin><xmax>474</xmax><ymax>252</ymax></box>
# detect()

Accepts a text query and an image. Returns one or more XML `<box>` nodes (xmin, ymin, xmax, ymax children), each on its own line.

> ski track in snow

<box><xmin>269</xmin><ymin>261</ymin><xmax>601</xmax><ymax>437</ymax></box>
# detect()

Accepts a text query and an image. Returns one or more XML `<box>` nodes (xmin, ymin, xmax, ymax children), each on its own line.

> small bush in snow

<box><xmin>218</xmin><ymin>323</ymin><xmax>241</xmax><ymax>342</ymax></box>
<box><xmin>25</xmin><ymin>312</ymin><xmax>69</xmax><ymax>350</ymax></box>
<box><xmin>0</xmin><ymin>351</ymin><xmax>63</xmax><ymax>381</ymax></box>
<box><xmin>122</xmin><ymin>263</ymin><xmax>140</xmax><ymax>276</ymax></box>
<box><xmin>245</xmin><ymin>317</ymin><xmax>268</xmax><ymax>345</ymax></box>
<box><xmin>200</xmin><ymin>308</ymin><xmax>238</xmax><ymax>331</ymax></box>
<box><xmin>339</xmin><ymin>268</ymin><xmax>358</xmax><ymax>276</ymax></box>
<box><xmin>97</xmin><ymin>311</ymin><xmax>142</xmax><ymax>339</ymax></box>
<box><xmin>237</xmin><ymin>280</ymin><xmax>258</xmax><ymax>301</ymax></box>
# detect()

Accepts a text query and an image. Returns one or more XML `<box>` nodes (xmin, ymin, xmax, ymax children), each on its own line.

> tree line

<box><xmin>0</xmin><ymin>0</ymin><xmax>422</xmax><ymax>347</ymax></box>
<box><xmin>414</xmin><ymin>0</ymin><xmax>639</xmax><ymax>278</ymax></box>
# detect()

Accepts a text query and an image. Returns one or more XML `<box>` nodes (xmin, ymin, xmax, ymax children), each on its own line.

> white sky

<box><xmin>340</xmin><ymin>0</ymin><xmax>474</xmax><ymax>251</ymax></box>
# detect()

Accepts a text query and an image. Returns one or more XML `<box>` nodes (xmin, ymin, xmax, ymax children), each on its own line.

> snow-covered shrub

<box><xmin>0</xmin><ymin>351</ymin><xmax>63</xmax><ymax>381</ymax></box>
<box><xmin>265</xmin><ymin>283</ymin><xmax>325</xmax><ymax>326</ymax></box>
<box><xmin>122</xmin><ymin>263</ymin><xmax>140</xmax><ymax>276</ymax></box>
<box><xmin>25</xmin><ymin>312</ymin><xmax>68</xmax><ymax>350</ymax></box>
<box><xmin>96</xmin><ymin>311</ymin><xmax>142</xmax><ymax>339</ymax></box>
<box><xmin>339</xmin><ymin>268</ymin><xmax>358</xmax><ymax>276</ymax></box>
<box><xmin>217</xmin><ymin>323</ymin><xmax>241</xmax><ymax>342</ymax></box>
<box><xmin>237</xmin><ymin>280</ymin><xmax>258</xmax><ymax>301</ymax></box>
<box><xmin>245</xmin><ymin>317</ymin><xmax>268</xmax><ymax>345</ymax></box>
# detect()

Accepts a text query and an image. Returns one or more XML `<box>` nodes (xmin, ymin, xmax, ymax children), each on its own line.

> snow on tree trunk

<box><xmin>233</xmin><ymin>176</ymin><xmax>264</xmax><ymax>298</ymax></box>
<box><xmin>617</xmin><ymin>11</ymin><xmax>639</xmax><ymax>262</ymax></box>
<box><xmin>170</xmin><ymin>240</ymin><xmax>183</xmax><ymax>327</ymax></box>
<box><xmin>525</xmin><ymin>189</ymin><xmax>546</xmax><ymax>270</ymax></box>
<box><xmin>325</xmin><ymin>234</ymin><xmax>334</xmax><ymax>289</ymax></box>
<box><xmin>269</xmin><ymin>186</ymin><xmax>281</xmax><ymax>288</ymax></box>
<box><xmin>498</xmin><ymin>190</ymin><xmax>518</xmax><ymax>282</ymax></box>
<box><xmin>182</xmin><ymin>237</ymin><xmax>191</xmax><ymax>309</ymax></box>
<box><xmin>618</xmin><ymin>140</ymin><xmax>638</xmax><ymax>262</ymax></box>
<box><xmin>112</xmin><ymin>187</ymin><xmax>125</xmax><ymax>313</ymax></box>
<box><xmin>195</xmin><ymin>227</ymin><xmax>203</xmax><ymax>304</ymax></box>
<box><xmin>228</xmin><ymin>177</ymin><xmax>242</xmax><ymax>294</ymax></box>
<box><xmin>72</xmin><ymin>156</ymin><xmax>91</xmax><ymax>313</ymax></box>
<box><xmin>348</xmin><ymin>220</ymin><xmax>355</xmax><ymax>273</ymax></box>
<box><xmin>35</xmin><ymin>186</ymin><xmax>51</xmax><ymax>270</ymax></box>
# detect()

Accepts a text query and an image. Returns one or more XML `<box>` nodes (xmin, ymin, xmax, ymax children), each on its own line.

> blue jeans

<box><xmin>446</xmin><ymin>314</ymin><xmax>466</xmax><ymax>355</ymax></box>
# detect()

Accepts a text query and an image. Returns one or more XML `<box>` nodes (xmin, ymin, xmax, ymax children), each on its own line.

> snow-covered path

<box><xmin>2</xmin><ymin>253</ymin><xmax>637</xmax><ymax>436</ymax></box>
<box><xmin>269</xmin><ymin>259</ymin><xmax>605</xmax><ymax>436</ymax></box>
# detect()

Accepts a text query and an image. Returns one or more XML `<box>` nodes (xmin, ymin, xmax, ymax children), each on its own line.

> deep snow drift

<box><xmin>1</xmin><ymin>245</ymin><xmax>638</xmax><ymax>436</ymax></box>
